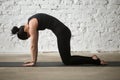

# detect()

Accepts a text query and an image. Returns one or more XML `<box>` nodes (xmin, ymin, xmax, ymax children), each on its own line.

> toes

<box><xmin>101</xmin><ymin>60</ymin><xmax>107</xmax><ymax>65</ymax></box>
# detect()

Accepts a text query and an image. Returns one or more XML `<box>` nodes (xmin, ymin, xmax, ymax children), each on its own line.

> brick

<box><xmin>109</xmin><ymin>0</ymin><xmax>120</xmax><ymax>5</ymax></box>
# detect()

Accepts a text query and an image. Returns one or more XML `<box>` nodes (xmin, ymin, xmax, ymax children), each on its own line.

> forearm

<box><xmin>31</xmin><ymin>46</ymin><xmax>38</xmax><ymax>64</ymax></box>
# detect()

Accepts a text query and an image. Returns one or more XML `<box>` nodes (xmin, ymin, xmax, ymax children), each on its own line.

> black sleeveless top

<box><xmin>28</xmin><ymin>13</ymin><xmax>61</xmax><ymax>30</ymax></box>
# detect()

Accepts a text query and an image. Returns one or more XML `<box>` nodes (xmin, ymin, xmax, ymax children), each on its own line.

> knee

<box><xmin>62</xmin><ymin>60</ymin><xmax>71</xmax><ymax>65</ymax></box>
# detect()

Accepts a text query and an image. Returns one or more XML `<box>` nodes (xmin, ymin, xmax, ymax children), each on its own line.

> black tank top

<box><xmin>28</xmin><ymin>13</ymin><xmax>63</xmax><ymax>30</ymax></box>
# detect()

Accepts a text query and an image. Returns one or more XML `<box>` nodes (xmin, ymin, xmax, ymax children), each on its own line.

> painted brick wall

<box><xmin>0</xmin><ymin>0</ymin><xmax>120</xmax><ymax>53</ymax></box>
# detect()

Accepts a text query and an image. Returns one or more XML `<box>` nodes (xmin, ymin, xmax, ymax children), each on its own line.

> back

<box><xmin>28</xmin><ymin>13</ymin><xmax>61</xmax><ymax>30</ymax></box>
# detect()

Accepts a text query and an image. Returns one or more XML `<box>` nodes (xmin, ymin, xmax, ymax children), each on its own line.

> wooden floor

<box><xmin>0</xmin><ymin>53</ymin><xmax>120</xmax><ymax>80</ymax></box>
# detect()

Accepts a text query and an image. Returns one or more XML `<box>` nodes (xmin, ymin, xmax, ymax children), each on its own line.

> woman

<box><xmin>11</xmin><ymin>13</ymin><xmax>106</xmax><ymax>67</ymax></box>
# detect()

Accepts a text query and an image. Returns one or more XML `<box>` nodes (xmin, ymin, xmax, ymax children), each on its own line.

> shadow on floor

<box><xmin>0</xmin><ymin>61</ymin><xmax>120</xmax><ymax>67</ymax></box>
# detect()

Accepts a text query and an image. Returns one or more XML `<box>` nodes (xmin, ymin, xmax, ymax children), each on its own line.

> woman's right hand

<box><xmin>23</xmin><ymin>61</ymin><xmax>36</xmax><ymax>67</ymax></box>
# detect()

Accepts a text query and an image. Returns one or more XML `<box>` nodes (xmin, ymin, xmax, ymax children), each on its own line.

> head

<box><xmin>11</xmin><ymin>25</ymin><xmax>29</xmax><ymax>40</ymax></box>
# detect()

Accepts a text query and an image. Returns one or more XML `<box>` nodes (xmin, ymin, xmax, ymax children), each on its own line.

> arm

<box><xmin>29</xmin><ymin>25</ymin><xmax>38</xmax><ymax>64</ymax></box>
<box><xmin>23</xmin><ymin>18</ymin><xmax>38</xmax><ymax>66</ymax></box>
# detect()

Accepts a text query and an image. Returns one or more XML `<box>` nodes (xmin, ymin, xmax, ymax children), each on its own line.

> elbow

<box><xmin>31</xmin><ymin>45</ymin><xmax>37</xmax><ymax>51</ymax></box>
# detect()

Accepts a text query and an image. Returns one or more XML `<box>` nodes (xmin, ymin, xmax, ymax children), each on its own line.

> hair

<box><xmin>11</xmin><ymin>26</ymin><xmax>29</xmax><ymax>40</ymax></box>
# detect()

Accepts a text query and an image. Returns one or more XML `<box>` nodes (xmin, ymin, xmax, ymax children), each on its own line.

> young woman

<box><xmin>11</xmin><ymin>13</ymin><xmax>106</xmax><ymax>67</ymax></box>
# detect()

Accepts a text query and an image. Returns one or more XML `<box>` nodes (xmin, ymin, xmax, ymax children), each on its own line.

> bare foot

<box><xmin>92</xmin><ymin>55</ymin><xmax>107</xmax><ymax>65</ymax></box>
<box><xmin>92</xmin><ymin>55</ymin><xmax>99</xmax><ymax>60</ymax></box>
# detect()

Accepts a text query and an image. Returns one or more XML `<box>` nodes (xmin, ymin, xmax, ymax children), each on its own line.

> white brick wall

<box><xmin>0</xmin><ymin>0</ymin><xmax>120</xmax><ymax>53</ymax></box>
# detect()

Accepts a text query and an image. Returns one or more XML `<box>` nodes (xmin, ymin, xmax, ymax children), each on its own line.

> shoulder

<box><xmin>29</xmin><ymin>18</ymin><xmax>38</xmax><ymax>29</ymax></box>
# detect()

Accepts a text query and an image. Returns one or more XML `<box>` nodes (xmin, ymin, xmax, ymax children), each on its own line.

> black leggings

<box><xmin>52</xmin><ymin>22</ymin><xmax>100</xmax><ymax>65</ymax></box>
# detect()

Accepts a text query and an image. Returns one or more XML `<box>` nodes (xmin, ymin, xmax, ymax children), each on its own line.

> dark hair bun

<box><xmin>11</xmin><ymin>26</ymin><xmax>19</xmax><ymax>34</ymax></box>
